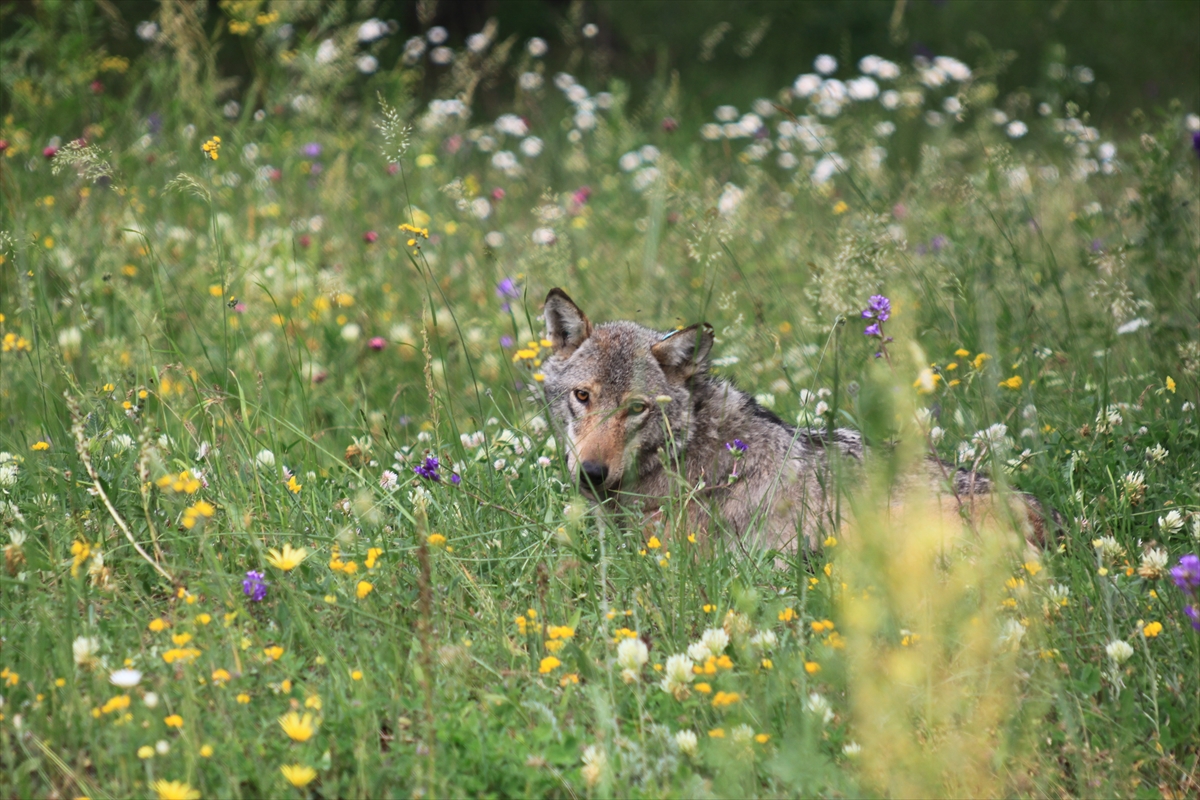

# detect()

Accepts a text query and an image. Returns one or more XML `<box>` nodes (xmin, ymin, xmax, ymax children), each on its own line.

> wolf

<box><xmin>540</xmin><ymin>288</ymin><xmax>1054</xmax><ymax>552</ymax></box>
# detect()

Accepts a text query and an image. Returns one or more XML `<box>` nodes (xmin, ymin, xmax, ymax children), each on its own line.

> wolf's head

<box><xmin>541</xmin><ymin>288</ymin><xmax>713</xmax><ymax>499</ymax></box>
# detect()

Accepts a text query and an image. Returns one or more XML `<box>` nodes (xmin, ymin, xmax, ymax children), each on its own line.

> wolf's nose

<box><xmin>579</xmin><ymin>461</ymin><xmax>609</xmax><ymax>488</ymax></box>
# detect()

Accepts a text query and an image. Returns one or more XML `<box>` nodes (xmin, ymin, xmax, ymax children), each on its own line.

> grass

<box><xmin>1</xmin><ymin>3</ymin><xmax>1199</xmax><ymax>798</ymax></box>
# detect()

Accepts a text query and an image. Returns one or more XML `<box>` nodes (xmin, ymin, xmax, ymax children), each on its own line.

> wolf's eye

<box><xmin>627</xmin><ymin>399</ymin><xmax>648</xmax><ymax>415</ymax></box>
<box><xmin>573</xmin><ymin>389</ymin><xmax>590</xmax><ymax>404</ymax></box>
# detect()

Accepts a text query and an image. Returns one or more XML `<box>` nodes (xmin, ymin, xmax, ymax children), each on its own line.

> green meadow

<box><xmin>1</xmin><ymin>2</ymin><xmax>1198</xmax><ymax>797</ymax></box>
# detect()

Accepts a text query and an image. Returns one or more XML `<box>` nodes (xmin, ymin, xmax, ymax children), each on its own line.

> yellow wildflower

<box><xmin>805</xmin><ymin>661</ymin><xmax>821</xmax><ymax>674</ymax></box>
<box><xmin>286</xmin><ymin>474</ymin><xmax>302</xmax><ymax>494</ymax></box>
<box><xmin>708</xmin><ymin>728</ymin><xmax>725</xmax><ymax>738</ymax></box>
<box><xmin>211</xmin><ymin>669</ymin><xmax>231</xmax><ymax>683</ymax></box>
<box><xmin>694</xmin><ymin>682</ymin><xmax>712</xmax><ymax>694</ymax></box>
<box><xmin>711</xmin><ymin>691</ymin><xmax>741</xmax><ymax>709</ymax></box>
<box><xmin>1165</xmin><ymin>376</ymin><xmax>1176</xmax><ymax>393</ymax></box>
<box><xmin>152</xmin><ymin>780</ymin><xmax>200</xmax><ymax>800</ymax></box>
<box><xmin>538</xmin><ymin>656</ymin><xmax>561</xmax><ymax>674</ymax></box>
<box><xmin>201</xmin><ymin>136</ymin><xmax>221</xmax><ymax>161</ymax></box>
<box><xmin>351</xmin><ymin>670</ymin><xmax>363</xmax><ymax>681</ymax></box>
<box><xmin>196</xmin><ymin>613</ymin><xmax>211</xmax><ymax>626</ymax></box>
<box><xmin>647</xmin><ymin>536</ymin><xmax>662</xmax><ymax>550</ymax></box>
<box><xmin>266</xmin><ymin>543</ymin><xmax>309</xmax><ymax>571</ymax></box>
<box><xmin>171</xmin><ymin>633</ymin><xmax>192</xmax><ymax>646</ymax></box>
<box><xmin>755</xmin><ymin>733</ymin><xmax>771</xmax><ymax>744</ymax></box>
<box><xmin>199</xmin><ymin>744</ymin><xmax>213</xmax><ymax>757</ymax></box>
<box><xmin>426</xmin><ymin>533</ymin><xmax>447</xmax><ymax>547</ymax></box>
<box><xmin>138</xmin><ymin>745</ymin><xmax>155</xmax><ymax>759</ymax></box>
<box><xmin>278</xmin><ymin>711</ymin><xmax>317</xmax><ymax>742</ymax></box>
<box><xmin>164</xmin><ymin>714</ymin><xmax>183</xmax><ymax>728</ymax></box>
<box><xmin>999</xmin><ymin>375</ymin><xmax>1023</xmax><ymax>390</ymax></box>
<box><xmin>356</xmin><ymin>581</ymin><xmax>373</xmax><ymax>599</ymax></box>
<box><xmin>365</xmin><ymin>547</ymin><xmax>382</xmax><ymax>569</ymax></box>
<box><xmin>778</xmin><ymin>608</ymin><xmax>796</xmax><ymax>623</ymax></box>
<box><xmin>280</xmin><ymin>764</ymin><xmax>318</xmax><ymax>788</ymax></box>
<box><xmin>972</xmin><ymin>352</ymin><xmax>991</xmax><ymax>369</ymax></box>
<box><xmin>31</xmin><ymin>441</ymin><xmax>49</xmax><ymax>451</ymax></box>
<box><xmin>832</xmin><ymin>200</ymin><xmax>848</xmax><ymax>215</ymax></box>
<box><xmin>236</xmin><ymin>693</ymin><xmax>250</xmax><ymax>704</ymax></box>
<box><xmin>1143</xmin><ymin>621</ymin><xmax>1163</xmax><ymax>638</ymax></box>
<box><xmin>264</xmin><ymin>646</ymin><xmax>284</xmax><ymax>661</ymax></box>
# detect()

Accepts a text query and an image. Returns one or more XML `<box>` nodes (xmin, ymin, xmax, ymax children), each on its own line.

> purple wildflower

<box><xmin>496</xmin><ymin>278</ymin><xmax>521</xmax><ymax>300</ymax></box>
<box><xmin>413</xmin><ymin>455</ymin><xmax>440</xmax><ymax>481</ymax></box>
<box><xmin>1186</xmin><ymin>604</ymin><xmax>1200</xmax><ymax>630</ymax></box>
<box><xmin>1171</xmin><ymin>554</ymin><xmax>1200</xmax><ymax>593</ymax></box>
<box><xmin>930</xmin><ymin>234</ymin><xmax>947</xmax><ymax>253</ymax></box>
<box><xmin>303</xmin><ymin>142</ymin><xmax>322</xmax><ymax>158</ymax></box>
<box><xmin>1090</xmin><ymin>238</ymin><xmax>1104</xmax><ymax>253</ymax></box>
<box><xmin>450</xmin><ymin>473</ymin><xmax>461</xmax><ymax>485</ymax></box>
<box><xmin>725</xmin><ymin>439</ymin><xmax>748</xmax><ymax>454</ymax></box>
<box><xmin>500</xmin><ymin>335</ymin><xmax>514</xmax><ymax>348</ymax></box>
<box><xmin>1193</xmin><ymin>130</ymin><xmax>1200</xmax><ymax>157</ymax></box>
<box><xmin>863</xmin><ymin>321</ymin><xmax>881</xmax><ymax>337</ymax></box>
<box><xmin>242</xmin><ymin>570</ymin><xmax>267</xmax><ymax>602</ymax></box>
<box><xmin>862</xmin><ymin>295</ymin><xmax>891</xmax><ymax>322</ymax></box>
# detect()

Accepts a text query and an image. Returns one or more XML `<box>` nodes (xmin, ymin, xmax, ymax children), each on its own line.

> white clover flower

<box><xmin>341</xmin><ymin>323</ymin><xmax>361</xmax><ymax>342</ymax></box>
<box><xmin>357</xmin><ymin>18</ymin><xmax>387</xmax><ymax>43</ymax></box>
<box><xmin>616</xmin><ymin>638</ymin><xmax>648</xmax><ymax>681</ymax></box>
<box><xmin>315</xmin><ymin>39</ymin><xmax>338</xmax><ymax>65</ymax></box>
<box><xmin>196</xmin><ymin>441</ymin><xmax>211</xmax><ymax>460</ymax></box>
<box><xmin>566</xmin><ymin>84</ymin><xmax>589</xmax><ymax>104</ymax></box>
<box><xmin>811</xmin><ymin>154</ymin><xmax>845</xmax><ymax>185</ymax></box>
<box><xmin>1095</xmin><ymin>405</ymin><xmax>1123</xmax><ymax>432</ymax></box>
<box><xmin>859</xmin><ymin>55</ymin><xmax>881</xmax><ymax>74</ymax></box>
<box><xmin>1158</xmin><ymin>510</ymin><xmax>1184</xmax><ymax>535</ymax></box>
<box><xmin>686</xmin><ymin>641</ymin><xmax>711</xmax><ymax>662</ymax></box>
<box><xmin>731</xmin><ymin>724</ymin><xmax>754</xmax><ymax>744</ymax></box>
<box><xmin>792</xmin><ymin>74</ymin><xmax>822</xmax><ymax>98</ymax></box>
<box><xmin>581</xmin><ymin>744</ymin><xmax>606</xmax><ymax>788</ymax></box>
<box><xmin>494</xmin><ymin>114</ymin><xmax>528</xmax><ymax>137</ymax></box>
<box><xmin>531</xmin><ymin>228</ymin><xmax>556</xmax><ymax>246</ymax></box>
<box><xmin>256</xmin><ymin>449</ymin><xmax>276</xmax><ymax>469</ymax></box>
<box><xmin>491</xmin><ymin>150</ymin><xmax>518</xmax><ymax>172</ymax></box>
<box><xmin>356</xmin><ymin>55</ymin><xmax>379</xmax><ymax>74</ymax></box>
<box><xmin>749</xmin><ymin>630</ymin><xmax>777</xmax><ymax>649</ymax></box>
<box><xmin>700</xmin><ymin>123</ymin><xmax>723</xmax><ymax>140</ymax></box>
<box><xmin>618</xmin><ymin>151</ymin><xmax>642</xmax><ymax>172</ymax></box>
<box><xmin>875</xmin><ymin>59</ymin><xmax>900</xmax><ymax>79</ymax></box>
<box><xmin>843</xmin><ymin>741</ymin><xmax>862</xmax><ymax>757</ymax></box>
<box><xmin>461</xmin><ymin>431</ymin><xmax>486</xmax><ymax>449</ymax></box>
<box><xmin>934</xmin><ymin>56</ymin><xmax>972</xmax><ymax>81</ymax></box>
<box><xmin>58</xmin><ymin>326</ymin><xmax>82</xmax><ymax>350</ymax></box>
<box><xmin>466</xmin><ymin>32</ymin><xmax>490</xmax><ymax>53</ymax></box>
<box><xmin>874</xmin><ymin>120</ymin><xmax>896</xmax><ymax>137</ymax></box>
<box><xmin>805</xmin><ymin>692</ymin><xmax>834</xmax><ymax>724</ymax></box>
<box><xmin>110</xmin><ymin>668</ymin><xmax>143</xmax><ymax>688</ymax></box>
<box><xmin>814</xmin><ymin>54</ymin><xmax>837</xmax><ymax>75</ymax></box>
<box><xmin>997</xmin><ymin>619</ymin><xmax>1026</xmax><ymax>650</ymax></box>
<box><xmin>73</xmin><ymin>635</ymin><xmax>101</xmax><ymax>666</ymax></box>
<box><xmin>660</xmin><ymin>654</ymin><xmax>694</xmax><ymax>698</ymax></box>
<box><xmin>136</xmin><ymin>20</ymin><xmax>159</xmax><ymax>41</ymax></box>
<box><xmin>1046</xmin><ymin>584</ymin><xmax>1070</xmax><ymax>605</ymax></box>
<box><xmin>518</xmin><ymin>71</ymin><xmax>543</xmax><ymax>91</ymax></box>
<box><xmin>880</xmin><ymin>89</ymin><xmax>901</xmax><ymax>110</ymax></box>
<box><xmin>847</xmin><ymin>76</ymin><xmax>879</xmax><ymax>101</ymax></box>
<box><xmin>527</xmin><ymin>37</ymin><xmax>548</xmax><ymax>57</ymax></box>
<box><xmin>714</xmin><ymin>104</ymin><xmax>739</xmax><ymax>122</ymax></box>
<box><xmin>483</xmin><ymin>231</ymin><xmax>504</xmax><ymax>248</ymax></box>
<box><xmin>1094</xmin><ymin>535</ymin><xmax>1123</xmax><ymax>561</ymax></box>
<box><xmin>943</xmin><ymin>96</ymin><xmax>962</xmax><ymax>114</ymax></box>
<box><xmin>143</xmin><ymin>691</ymin><xmax>159</xmax><ymax>708</ymax></box>
<box><xmin>155</xmin><ymin>739</ymin><xmax>170</xmax><ymax>755</ymax></box>
<box><xmin>930</xmin><ymin>426</ymin><xmax>945</xmax><ymax>444</ymax></box>
<box><xmin>112</xmin><ymin>434</ymin><xmax>135</xmax><ymax>452</ymax></box>
<box><xmin>717</xmin><ymin>183</ymin><xmax>744</xmax><ymax>217</ymax></box>
<box><xmin>1006</xmin><ymin>120</ymin><xmax>1029</xmax><ymax>139</ymax></box>
<box><xmin>380</xmin><ymin>470</ymin><xmax>398</xmax><ymax>491</ymax></box>
<box><xmin>1120</xmin><ymin>471</ymin><xmax>1145</xmax><ymax>501</ymax></box>
<box><xmin>427</xmin><ymin>26</ymin><xmax>448</xmax><ymax>44</ymax></box>
<box><xmin>519</xmin><ymin>136</ymin><xmax>544</xmax><ymax>158</ymax></box>
<box><xmin>582</xmin><ymin>23</ymin><xmax>598</xmax><ymax>38</ymax></box>
<box><xmin>573</xmin><ymin>110</ymin><xmax>597</xmax><ymax>130</ymax></box>
<box><xmin>403</xmin><ymin>37</ymin><xmax>426</xmax><ymax>64</ymax></box>
<box><xmin>1138</xmin><ymin>547</ymin><xmax>1170</xmax><ymax>580</ymax></box>
<box><xmin>429</xmin><ymin>46</ymin><xmax>454</xmax><ymax>65</ymax></box>
<box><xmin>1106</xmin><ymin>639</ymin><xmax>1134</xmax><ymax>664</ymax></box>
<box><xmin>675</xmin><ymin>729</ymin><xmax>699</xmax><ymax>756</ymax></box>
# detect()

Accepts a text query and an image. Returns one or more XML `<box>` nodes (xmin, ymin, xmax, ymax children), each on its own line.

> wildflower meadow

<box><xmin>1</xmin><ymin>2</ymin><xmax>1198</xmax><ymax>798</ymax></box>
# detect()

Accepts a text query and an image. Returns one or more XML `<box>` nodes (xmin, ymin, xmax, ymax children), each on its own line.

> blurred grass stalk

<box><xmin>837</xmin><ymin>339</ymin><xmax>1034</xmax><ymax>798</ymax></box>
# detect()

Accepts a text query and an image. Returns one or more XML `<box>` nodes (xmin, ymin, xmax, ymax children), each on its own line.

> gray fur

<box><xmin>541</xmin><ymin>289</ymin><xmax>1044</xmax><ymax>551</ymax></box>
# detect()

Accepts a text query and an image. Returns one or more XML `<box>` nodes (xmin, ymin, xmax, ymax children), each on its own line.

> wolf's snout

<box><xmin>579</xmin><ymin>460</ymin><xmax>609</xmax><ymax>489</ymax></box>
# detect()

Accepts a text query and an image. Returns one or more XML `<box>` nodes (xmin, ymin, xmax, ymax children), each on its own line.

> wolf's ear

<box><xmin>651</xmin><ymin>323</ymin><xmax>714</xmax><ymax>380</ymax></box>
<box><xmin>544</xmin><ymin>288</ymin><xmax>592</xmax><ymax>357</ymax></box>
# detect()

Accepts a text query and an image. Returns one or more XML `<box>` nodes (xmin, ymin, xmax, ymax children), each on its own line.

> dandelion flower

<box><xmin>278</xmin><ymin>711</ymin><xmax>317</xmax><ymax>742</ymax></box>
<box><xmin>281</xmin><ymin>764</ymin><xmax>318</xmax><ymax>788</ymax></box>
<box><xmin>266</xmin><ymin>543</ymin><xmax>309</xmax><ymax>571</ymax></box>
<box><xmin>151</xmin><ymin>780</ymin><xmax>201</xmax><ymax>800</ymax></box>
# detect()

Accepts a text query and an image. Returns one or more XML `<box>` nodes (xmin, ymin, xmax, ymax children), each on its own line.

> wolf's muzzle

<box><xmin>579</xmin><ymin>460</ymin><xmax>610</xmax><ymax>492</ymax></box>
